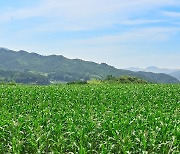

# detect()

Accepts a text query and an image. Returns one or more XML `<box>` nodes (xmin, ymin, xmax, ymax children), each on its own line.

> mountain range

<box><xmin>127</xmin><ymin>66</ymin><xmax>180</xmax><ymax>81</ymax></box>
<box><xmin>0</xmin><ymin>48</ymin><xmax>179</xmax><ymax>84</ymax></box>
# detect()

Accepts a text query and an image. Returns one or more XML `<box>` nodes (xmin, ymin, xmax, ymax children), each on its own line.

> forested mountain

<box><xmin>0</xmin><ymin>69</ymin><xmax>49</xmax><ymax>85</ymax></box>
<box><xmin>0</xmin><ymin>48</ymin><xmax>179</xmax><ymax>84</ymax></box>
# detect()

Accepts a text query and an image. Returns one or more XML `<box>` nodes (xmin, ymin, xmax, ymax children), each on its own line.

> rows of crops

<box><xmin>0</xmin><ymin>84</ymin><xmax>179</xmax><ymax>153</ymax></box>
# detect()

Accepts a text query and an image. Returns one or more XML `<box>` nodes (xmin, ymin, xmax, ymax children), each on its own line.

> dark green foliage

<box><xmin>0</xmin><ymin>81</ymin><xmax>16</xmax><ymax>85</ymax></box>
<box><xmin>67</xmin><ymin>80</ymin><xmax>88</xmax><ymax>85</ymax></box>
<box><xmin>104</xmin><ymin>75</ymin><xmax>149</xmax><ymax>84</ymax></box>
<box><xmin>0</xmin><ymin>48</ymin><xmax>179</xmax><ymax>83</ymax></box>
<box><xmin>105</xmin><ymin>75</ymin><xmax>116</xmax><ymax>81</ymax></box>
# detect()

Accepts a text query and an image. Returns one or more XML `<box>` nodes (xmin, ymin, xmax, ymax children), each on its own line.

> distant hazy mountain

<box><xmin>169</xmin><ymin>71</ymin><xmax>180</xmax><ymax>81</ymax></box>
<box><xmin>127</xmin><ymin>66</ymin><xmax>179</xmax><ymax>73</ymax></box>
<box><xmin>0</xmin><ymin>48</ymin><xmax>179</xmax><ymax>84</ymax></box>
<box><xmin>127</xmin><ymin>66</ymin><xmax>180</xmax><ymax>81</ymax></box>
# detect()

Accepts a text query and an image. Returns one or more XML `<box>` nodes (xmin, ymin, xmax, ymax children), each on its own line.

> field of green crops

<box><xmin>0</xmin><ymin>84</ymin><xmax>179</xmax><ymax>153</ymax></box>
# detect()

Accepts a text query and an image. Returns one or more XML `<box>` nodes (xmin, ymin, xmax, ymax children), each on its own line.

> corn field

<box><xmin>0</xmin><ymin>84</ymin><xmax>179</xmax><ymax>153</ymax></box>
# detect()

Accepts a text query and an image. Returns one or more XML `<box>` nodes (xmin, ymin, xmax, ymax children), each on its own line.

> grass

<box><xmin>0</xmin><ymin>84</ymin><xmax>179</xmax><ymax>153</ymax></box>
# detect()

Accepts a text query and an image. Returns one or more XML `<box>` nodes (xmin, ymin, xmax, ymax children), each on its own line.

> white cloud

<box><xmin>38</xmin><ymin>0</ymin><xmax>180</xmax><ymax>20</ymax></box>
<box><xmin>0</xmin><ymin>0</ymin><xmax>179</xmax><ymax>27</ymax></box>
<box><xmin>163</xmin><ymin>11</ymin><xmax>180</xmax><ymax>17</ymax></box>
<box><xmin>120</xmin><ymin>19</ymin><xmax>163</xmax><ymax>25</ymax></box>
<box><xmin>64</xmin><ymin>27</ymin><xmax>180</xmax><ymax>46</ymax></box>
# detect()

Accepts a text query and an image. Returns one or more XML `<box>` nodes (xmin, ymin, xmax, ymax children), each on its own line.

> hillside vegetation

<box><xmin>87</xmin><ymin>75</ymin><xmax>149</xmax><ymax>84</ymax></box>
<box><xmin>0</xmin><ymin>48</ymin><xmax>179</xmax><ymax>84</ymax></box>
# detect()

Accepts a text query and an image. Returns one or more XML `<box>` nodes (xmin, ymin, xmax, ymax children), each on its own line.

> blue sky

<box><xmin>0</xmin><ymin>0</ymin><xmax>180</xmax><ymax>69</ymax></box>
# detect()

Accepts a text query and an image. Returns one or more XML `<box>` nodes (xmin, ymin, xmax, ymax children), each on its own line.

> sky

<box><xmin>0</xmin><ymin>0</ymin><xmax>180</xmax><ymax>69</ymax></box>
